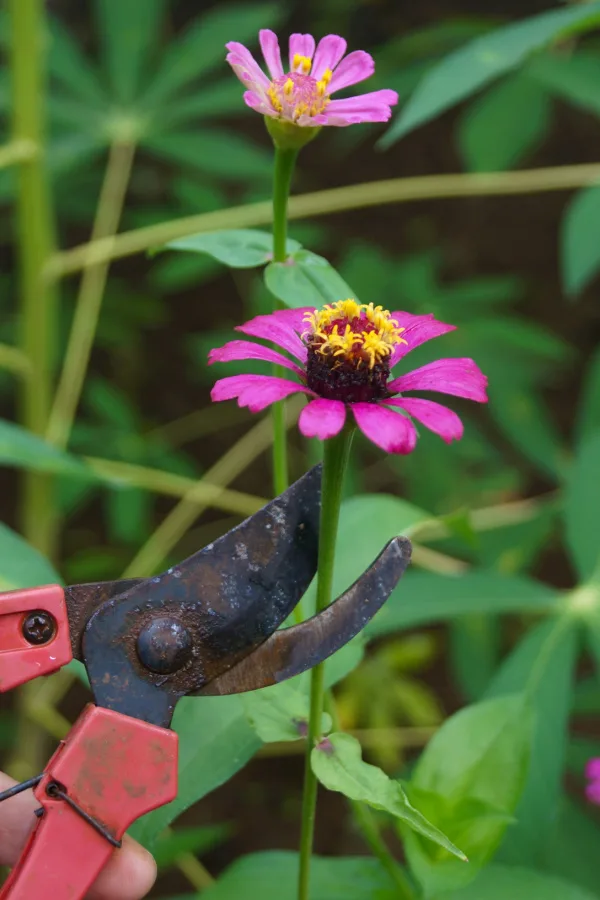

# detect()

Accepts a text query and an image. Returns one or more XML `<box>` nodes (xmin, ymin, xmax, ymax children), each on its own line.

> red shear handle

<box><xmin>0</xmin><ymin>585</ymin><xmax>72</xmax><ymax>691</ymax></box>
<box><xmin>1</xmin><ymin>705</ymin><xmax>178</xmax><ymax>900</ymax></box>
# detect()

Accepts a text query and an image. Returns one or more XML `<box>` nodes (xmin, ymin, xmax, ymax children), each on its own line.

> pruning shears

<box><xmin>0</xmin><ymin>466</ymin><xmax>411</xmax><ymax>899</ymax></box>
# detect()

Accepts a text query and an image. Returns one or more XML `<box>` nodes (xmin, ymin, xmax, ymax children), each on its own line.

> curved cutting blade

<box><xmin>197</xmin><ymin>536</ymin><xmax>412</xmax><ymax>696</ymax></box>
<box><xmin>82</xmin><ymin>465</ymin><xmax>322</xmax><ymax>725</ymax></box>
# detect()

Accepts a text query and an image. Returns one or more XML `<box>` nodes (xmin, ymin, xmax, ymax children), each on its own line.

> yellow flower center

<box><xmin>267</xmin><ymin>65</ymin><xmax>333</xmax><ymax>122</ymax></box>
<box><xmin>304</xmin><ymin>300</ymin><xmax>406</xmax><ymax>369</ymax></box>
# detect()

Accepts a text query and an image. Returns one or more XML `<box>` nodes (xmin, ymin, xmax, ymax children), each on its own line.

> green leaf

<box><xmin>265</xmin><ymin>250</ymin><xmax>357</xmax><ymax>309</ymax></box>
<box><xmin>381</xmin><ymin>2</ymin><xmax>600</xmax><ymax>146</ymax></box>
<box><xmin>449</xmin><ymin>615</ymin><xmax>500</xmax><ymax>701</ymax></box>
<box><xmin>200</xmin><ymin>851</ymin><xmax>396</xmax><ymax>900</ymax></box>
<box><xmin>486</xmin><ymin>616</ymin><xmax>578</xmax><ymax>865</ymax></box>
<box><xmin>457</xmin><ymin>74</ymin><xmax>550</xmax><ymax>172</ymax></box>
<box><xmin>145</xmin><ymin>131</ymin><xmax>273</xmax><ymax>181</ymax></box>
<box><xmin>487</xmin><ymin>380</ymin><xmax>566</xmax><ymax>480</ymax></box>
<box><xmin>312</xmin><ymin>732</ymin><xmax>466</xmax><ymax>860</ymax></box>
<box><xmin>541</xmin><ymin>799</ymin><xmax>600</xmax><ymax>897</ymax></box>
<box><xmin>405</xmin><ymin>694</ymin><xmax>532</xmax><ymax>895</ymax></box>
<box><xmin>576</xmin><ymin>345</ymin><xmax>600</xmax><ymax>447</ymax></box>
<box><xmin>0</xmin><ymin>523</ymin><xmax>60</xmax><ymax>590</ymax></box>
<box><xmin>164</xmin><ymin>229</ymin><xmax>301</xmax><ymax>269</ymax></box>
<box><xmin>242</xmin><ymin>682</ymin><xmax>331</xmax><ymax>743</ymax></box>
<box><xmin>561</xmin><ymin>184</ymin><xmax>600</xmax><ymax>297</ymax></box>
<box><xmin>435</xmin><ymin>864</ymin><xmax>598</xmax><ymax>900</ymax></box>
<box><xmin>153</xmin><ymin>824</ymin><xmax>231</xmax><ymax>870</ymax></box>
<box><xmin>48</xmin><ymin>18</ymin><xmax>108</xmax><ymax>107</ymax></box>
<box><xmin>367</xmin><ymin>571</ymin><xmax>559</xmax><ymax>639</ymax></box>
<box><xmin>95</xmin><ymin>0</ymin><xmax>165</xmax><ymax>103</ymax></box>
<box><xmin>565</xmin><ymin>430</ymin><xmax>600</xmax><ymax>583</ymax></box>
<box><xmin>0</xmin><ymin>419</ymin><xmax>93</xmax><ymax>479</ymax></box>
<box><xmin>130</xmin><ymin>695</ymin><xmax>260</xmax><ymax>851</ymax></box>
<box><xmin>529</xmin><ymin>51</ymin><xmax>600</xmax><ymax>118</ymax></box>
<box><xmin>140</xmin><ymin>3</ymin><xmax>282</xmax><ymax>107</ymax></box>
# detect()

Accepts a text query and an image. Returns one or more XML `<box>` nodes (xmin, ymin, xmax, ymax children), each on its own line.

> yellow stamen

<box><xmin>293</xmin><ymin>53</ymin><xmax>312</xmax><ymax>74</ymax></box>
<box><xmin>283</xmin><ymin>77</ymin><xmax>294</xmax><ymax>97</ymax></box>
<box><xmin>303</xmin><ymin>299</ymin><xmax>407</xmax><ymax>369</ymax></box>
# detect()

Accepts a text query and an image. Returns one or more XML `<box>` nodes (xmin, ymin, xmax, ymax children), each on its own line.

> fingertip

<box><xmin>87</xmin><ymin>835</ymin><xmax>157</xmax><ymax>900</ymax></box>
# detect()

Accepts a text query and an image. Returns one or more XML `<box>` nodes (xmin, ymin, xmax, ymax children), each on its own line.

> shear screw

<box><xmin>22</xmin><ymin>611</ymin><xmax>56</xmax><ymax>645</ymax></box>
<box><xmin>136</xmin><ymin>617</ymin><xmax>193</xmax><ymax>674</ymax></box>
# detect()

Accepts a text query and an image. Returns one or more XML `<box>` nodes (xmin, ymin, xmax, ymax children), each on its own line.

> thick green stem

<box><xmin>297</xmin><ymin>427</ymin><xmax>354</xmax><ymax>900</ymax></box>
<box><xmin>46</xmin><ymin>140</ymin><xmax>136</xmax><ymax>449</ymax></box>
<box><xmin>10</xmin><ymin>0</ymin><xmax>57</xmax><ymax>556</ymax></box>
<box><xmin>271</xmin><ymin>147</ymin><xmax>299</xmax><ymax>497</ymax></box>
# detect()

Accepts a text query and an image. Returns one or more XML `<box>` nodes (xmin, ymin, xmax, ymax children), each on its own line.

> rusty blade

<box><xmin>65</xmin><ymin>579</ymin><xmax>143</xmax><ymax>657</ymax></box>
<box><xmin>82</xmin><ymin>465</ymin><xmax>322</xmax><ymax>726</ymax></box>
<box><xmin>197</xmin><ymin>536</ymin><xmax>412</xmax><ymax>696</ymax></box>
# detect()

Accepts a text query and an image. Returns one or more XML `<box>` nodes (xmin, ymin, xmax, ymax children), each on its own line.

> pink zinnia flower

<box><xmin>585</xmin><ymin>758</ymin><xmax>600</xmax><ymax>804</ymax></box>
<box><xmin>209</xmin><ymin>300</ymin><xmax>488</xmax><ymax>455</ymax></box>
<box><xmin>225</xmin><ymin>30</ymin><xmax>398</xmax><ymax>127</ymax></box>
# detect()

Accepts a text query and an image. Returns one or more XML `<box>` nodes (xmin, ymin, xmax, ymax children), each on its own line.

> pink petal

<box><xmin>299</xmin><ymin>398</ymin><xmax>346</xmax><ymax>440</ymax></box>
<box><xmin>388</xmin><ymin>358</ymin><xmax>488</xmax><ymax>403</ymax></box>
<box><xmin>387</xmin><ymin>398</ymin><xmax>464</xmax><ymax>444</ymax></box>
<box><xmin>208</xmin><ymin>339</ymin><xmax>304</xmax><ymax>375</ymax></box>
<box><xmin>243</xmin><ymin>90</ymin><xmax>277</xmax><ymax>117</ymax></box>
<box><xmin>259</xmin><ymin>29</ymin><xmax>283</xmax><ymax>79</ymax></box>
<box><xmin>236</xmin><ymin>313</ymin><xmax>307</xmax><ymax>363</ymax></box>
<box><xmin>390</xmin><ymin>312</ymin><xmax>456</xmax><ymax>366</ymax></box>
<box><xmin>211</xmin><ymin>374</ymin><xmax>309</xmax><ymax>412</ymax></box>
<box><xmin>225</xmin><ymin>42</ymin><xmax>270</xmax><ymax>91</ymax></box>
<box><xmin>328</xmin><ymin>50</ymin><xmax>375</xmax><ymax>93</ymax></box>
<box><xmin>351</xmin><ymin>403</ymin><xmax>417</xmax><ymax>455</ymax></box>
<box><xmin>270</xmin><ymin>306</ymin><xmax>316</xmax><ymax>333</ymax></box>
<box><xmin>289</xmin><ymin>34</ymin><xmax>315</xmax><ymax>71</ymax></box>
<box><xmin>586</xmin><ymin>780</ymin><xmax>600</xmax><ymax>805</ymax></box>
<box><xmin>312</xmin><ymin>35</ymin><xmax>347</xmax><ymax>80</ymax></box>
<box><xmin>585</xmin><ymin>758</ymin><xmax>600</xmax><ymax>781</ymax></box>
<box><xmin>325</xmin><ymin>90</ymin><xmax>399</xmax><ymax>125</ymax></box>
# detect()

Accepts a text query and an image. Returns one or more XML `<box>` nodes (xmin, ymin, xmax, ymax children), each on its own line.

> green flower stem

<box><xmin>297</xmin><ymin>426</ymin><xmax>354</xmax><ymax>900</ymax></box>
<box><xmin>271</xmin><ymin>146</ymin><xmax>299</xmax><ymax>498</ymax></box>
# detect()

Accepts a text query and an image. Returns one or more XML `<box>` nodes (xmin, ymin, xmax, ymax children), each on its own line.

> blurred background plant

<box><xmin>2</xmin><ymin>0</ymin><xmax>600</xmax><ymax>898</ymax></box>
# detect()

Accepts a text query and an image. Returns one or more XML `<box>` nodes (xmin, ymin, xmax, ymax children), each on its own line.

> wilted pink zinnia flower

<box><xmin>209</xmin><ymin>300</ymin><xmax>488</xmax><ymax>454</ymax></box>
<box><xmin>585</xmin><ymin>758</ymin><xmax>600</xmax><ymax>804</ymax></box>
<box><xmin>226</xmin><ymin>30</ymin><xmax>398</xmax><ymax>127</ymax></box>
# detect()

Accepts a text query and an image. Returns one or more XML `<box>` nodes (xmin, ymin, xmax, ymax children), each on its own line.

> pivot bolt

<box><xmin>136</xmin><ymin>617</ymin><xmax>193</xmax><ymax>675</ymax></box>
<box><xmin>22</xmin><ymin>611</ymin><xmax>56</xmax><ymax>645</ymax></box>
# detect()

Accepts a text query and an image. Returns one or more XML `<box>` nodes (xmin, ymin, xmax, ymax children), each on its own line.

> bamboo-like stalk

<box><xmin>8</xmin><ymin>0</ymin><xmax>58</xmax><ymax>779</ymax></box>
<box><xmin>46</xmin><ymin>161</ymin><xmax>600</xmax><ymax>278</ymax></box>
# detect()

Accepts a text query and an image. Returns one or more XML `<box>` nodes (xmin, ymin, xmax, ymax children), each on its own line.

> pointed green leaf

<box><xmin>164</xmin><ymin>229</ymin><xmax>300</xmax><ymax>268</ymax></box>
<box><xmin>529</xmin><ymin>51</ymin><xmax>600</xmax><ymax>117</ymax></box>
<box><xmin>576</xmin><ymin>346</ymin><xmax>600</xmax><ymax>447</ymax></box>
<box><xmin>457</xmin><ymin>74</ymin><xmax>550</xmax><ymax>172</ymax></box>
<box><xmin>561</xmin><ymin>184</ymin><xmax>600</xmax><ymax>297</ymax></box>
<box><xmin>129</xmin><ymin>695</ymin><xmax>260</xmax><ymax>851</ymax></box>
<box><xmin>404</xmin><ymin>694</ymin><xmax>532</xmax><ymax>895</ymax></box>
<box><xmin>368</xmin><ymin>571</ymin><xmax>559</xmax><ymax>639</ymax></box>
<box><xmin>381</xmin><ymin>2</ymin><xmax>600</xmax><ymax>146</ymax></box>
<box><xmin>486</xmin><ymin>616</ymin><xmax>578</xmax><ymax>865</ymax></box>
<box><xmin>0</xmin><ymin>419</ymin><xmax>93</xmax><ymax>479</ymax></box>
<box><xmin>312</xmin><ymin>732</ymin><xmax>466</xmax><ymax>860</ymax></box>
<box><xmin>200</xmin><ymin>851</ymin><xmax>396</xmax><ymax>900</ymax></box>
<box><xmin>242</xmin><ymin>682</ymin><xmax>331</xmax><ymax>743</ymax></box>
<box><xmin>95</xmin><ymin>0</ymin><xmax>165</xmax><ymax>103</ymax></box>
<box><xmin>565</xmin><ymin>430</ymin><xmax>600</xmax><ymax>583</ymax></box>
<box><xmin>141</xmin><ymin>3</ymin><xmax>282</xmax><ymax>107</ymax></box>
<box><xmin>145</xmin><ymin>131</ymin><xmax>273</xmax><ymax>181</ymax></box>
<box><xmin>48</xmin><ymin>18</ymin><xmax>108</xmax><ymax>106</ymax></box>
<box><xmin>265</xmin><ymin>250</ymin><xmax>357</xmax><ymax>309</ymax></box>
<box><xmin>436</xmin><ymin>865</ymin><xmax>598</xmax><ymax>900</ymax></box>
<box><xmin>0</xmin><ymin>523</ymin><xmax>60</xmax><ymax>590</ymax></box>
